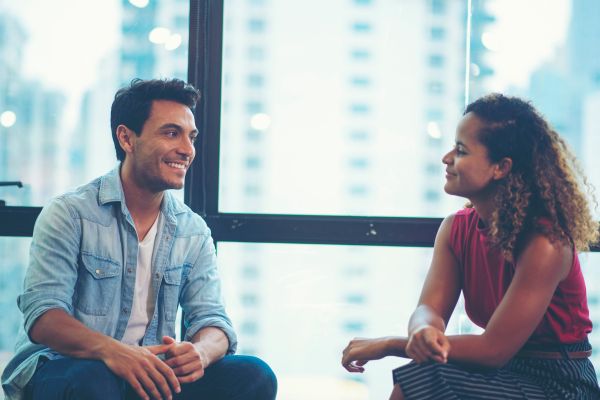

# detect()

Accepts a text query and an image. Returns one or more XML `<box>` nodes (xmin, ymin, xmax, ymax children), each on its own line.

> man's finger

<box><xmin>162</xmin><ymin>336</ymin><xmax>176</xmax><ymax>345</ymax></box>
<box><xmin>165</xmin><ymin>351</ymin><xmax>196</xmax><ymax>368</ymax></box>
<box><xmin>146</xmin><ymin>343</ymin><xmax>173</xmax><ymax>355</ymax></box>
<box><xmin>172</xmin><ymin>361</ymin><xmax>201</xmax><ymax>376</ymax></box>
<box><xmin>153</xmin><ymin>355</ymin><xmax>181</xmax><ymax>394</ymax></box>
<box><xmin>138</xmin><ymin>371</ymin><xmax>164</xmax><ymax>400</ymax></box>
<box><xmin>125</xmin><ymin>375</ymin><xmax>150</xmax><ymax>400</ymax></box>
<box><xmin>177</xmin><ymin>369</ymin><xmax>205</xmax><ymax>384</ymax></box>
<box><xmin>167</xmin><ymin>342</ymin><xmax>196</xmax><ymax>358</ymax></box>
<box><xmin>147</xmin><ymin>361</ymin><xmax>180</xmax><ymax>400</ymax></box>
<box><xmin>162</xmin><ymin>336</ymin><xmax>177</xmax><ymax>356</ymax></box>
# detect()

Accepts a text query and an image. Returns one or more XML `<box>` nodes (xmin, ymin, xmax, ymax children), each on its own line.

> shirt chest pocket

<box><xmin>162</xmin><ymin>264</ymin><xmax>192</xmax><ymax>322</ymax></box>
<box><xmin>162</xmin><ymin>266</ymin><xmax>182</xmax><ymax>322</ymax></box>
<box><xmin>74</xmin><ymin>253</ymin><xmax>122</xmax><ymax>316</ymax></box>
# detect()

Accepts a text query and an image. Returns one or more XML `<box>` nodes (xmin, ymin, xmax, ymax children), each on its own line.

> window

<box><xmin>428</xmin><ymin>54</ymin><xmax>445</xmax><ymax>68</ymax></box>
<box><xmin>246</xmin><ymin>101</ymin><xmax>264</xmax><ymax>113</ymax></box>
<box><xmin>350</xmin><ymin>49</ymin><xmax>371</xmax><ymax>60</ymax></box>
<box><xmin>430</xmin><ymin>0</ymin><xmax>446</xmax><ymax>15</ymax></box>
<box><xmin>0</xmin><ymin>237</ymin><xmax>31</xmax><ymax>369</ymax></box>
<box><xmin>581</xmin><ymin>254</ymin><xmax>600</xmax><ymax>371</ymax></box>
<box><xmin>343</xmin><ymin>321</ymin><xmax>366</xmax><ymax>333</ymax></box>
<box><xmin>350</xmin><ymin>76</ymin><xmax>371</xmax><ymax>87</ymax></box>
<box><xmin>349</xmin><ymin>103</ymin><xmax>371</xmax><ymax>114</ymax></box>
<box><xmin>248</xmin><ymin>46</ymin><xmax>265</xmax><ymax>60</ymax></box>
<box><xmin>218</xmin><ymin>243</ymin><xmax>488</xmax><ymax>399</ymax></box>
<box><xmin>248</xmin><ymin>18</ymin><xmax>266</xmax><ymax>33</ymax></box>
<box><xmin>247</xmin><ymin>74</ymin><xmax>265</xmax><ymax>87</ymax></box>
<box><xmin>348</xmin><ymin>157</ymin><xmax>369</xmax><ymax>169</ymax></box>
<box><xmin>0</xmin><ymin>0</ymin><xmax>188</xmax><ymax>207</ymax></box>
<box><xmin>345</xmin><ymin>294</ymin><xmax>367</xmax><ymax>305</ymax></box>
<box><xmin>430</xmin><ymin>26</ymin><xmax>446</xmax><ymax>40</ymax></box>
<box><xmin>427</xmin><ymin>81</ymin><xmax>445</xmax><ymax>94</ymax></box>
<box><xmin>348</xmin><ymin>130</ymin><xmax>370</xmax><ymax>141</ymax></box>
<box><xmin>0</xmin><ymin>0</ymin><xmax>190</xmax><ymax>381</ymax></box>
<box><xmin>426</xmin><ymin>108</ymin><xmax>444</xmax><ymax>120</ymax></box>
<box><xmin>219</xmin><ymin>0</ymin><xmax>465</xmax><ymax>216</ymax></box>
<box><xmin>245</xmin><ymin>156</ymin><xmax>262</xmax><ymax>169</ymax></box>
<box><xmin>246</xmin><ymin>129</ymin><xmax>262</xmax><ymax>141</ymax></box>
<box><xmin>2</xmin><ymin>1</ymin><xmax>600</xmax><ymax>397</ymax></box>
<box><xmin>351</xmin><ymin>22</ymin><xmax>373</xmax><ymax>33</ymax></box>
<box><xmin>348</xmin><ymin>184</ymin><xmax>369</xmax><ymax>196</ymax></box>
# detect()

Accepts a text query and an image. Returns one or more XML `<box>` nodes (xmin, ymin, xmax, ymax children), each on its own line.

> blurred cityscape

<box><xmin>1</xmin><ymin>0</ymin><xmax>599</xmax><ymax>399</ymax></box>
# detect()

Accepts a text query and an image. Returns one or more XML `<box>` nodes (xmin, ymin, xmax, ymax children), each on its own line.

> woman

<box><xmin>342</xmin><ymin>93</ymin><xmax>600</xmax><ymax>399</ymax></box>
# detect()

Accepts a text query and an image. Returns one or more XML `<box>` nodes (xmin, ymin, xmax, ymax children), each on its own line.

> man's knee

<box><xmin>213</xmin><ymin>355</ymin><xmax>277</xmax><ymax>400</ymax></box>
<box><xmin>240</xmin><ymin>355</ymin><xmax>277</xmax><ymax>399</ymax></box>
<box><xmin>28</xmin><ymin>358</ymin><xmax>124</xmax><ymax>400</ymax></box>
<box><xmin>68</xmin><ymin>360</ymin><xmax>123</xmax><ymax>399</ymax></box>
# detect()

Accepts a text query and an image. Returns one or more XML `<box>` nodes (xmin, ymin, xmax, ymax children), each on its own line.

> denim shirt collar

<box><xmin>98</xmin><ymin>165</ymin><xmax>188</xmax><ymax>223</ymax></box>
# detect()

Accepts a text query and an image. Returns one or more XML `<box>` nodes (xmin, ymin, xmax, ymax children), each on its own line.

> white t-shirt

<box><xmin>121</xmin><ymin>213</ymin><xmax>160</xmax><ymax>345</ymax></box>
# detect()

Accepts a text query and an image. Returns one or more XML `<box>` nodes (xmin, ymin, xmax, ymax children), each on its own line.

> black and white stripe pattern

<box><xmin>392</xmin><ymin>341</ymin><xmax>600</xmax><ymax>399</ymax></box>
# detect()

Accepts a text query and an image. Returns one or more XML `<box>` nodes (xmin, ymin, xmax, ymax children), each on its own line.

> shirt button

<box><xmin>95</xmin><ymin>269</ymin><xmax>101</xmax><ymax>275</ymax></box>
<box><xmin>155</xmin><ymin>273</ymin><xmax>160</xmax><ymax>279</ymax></box>
<box><xmin>127</xmin><ymin>268</ymin><xmax>132</xmax><ymax>273</ymax></box>
<box><xmin>122</xmin><ymin>308</ymin><xmax>128</xmax><ymax>314</ymax></box>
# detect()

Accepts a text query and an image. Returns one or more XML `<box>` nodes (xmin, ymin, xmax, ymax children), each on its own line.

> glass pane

<box><xmin>469</xmin><ymin>0</ymin><xmax>600</xmax><ymax>217</ymax></box>
<box><xmin>219</xmin><ymin>0</ymin><xmax>468</xmax><ymax>216</ymax></box>
<box><xmin>219</xmin><ymin>242</ymin><xmax>600</xmax><ymax>399</ymax></box>
<box><xmin>0</xmin><ymin>237</ymin><xmax>32</xmax><ymax>398</ymax></box>
<box><xmin>0</xmin><ymin>0</ymin><xmax>189</xmax><ymax>207</ymax></box>
<box><xmin>581</xmin><ymin>252</ymin><xmax>600</xmax><ymax>377</ymax></box>
<box><xmin>218</xmin><ymin>243</ymin><xmax>480</xmax><ymax>400</ymax></box>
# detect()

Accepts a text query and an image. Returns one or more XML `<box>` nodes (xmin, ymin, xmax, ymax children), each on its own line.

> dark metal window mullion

<box><xmin>186</xmin><ymin>0</ymin><xmax>223</xmax><ymax>217</ymax></box>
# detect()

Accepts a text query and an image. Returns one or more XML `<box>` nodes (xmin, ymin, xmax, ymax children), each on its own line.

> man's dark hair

<box><xmin>110</xmin><ymin>78</ymin><xmax>201</xmax><ymax>161</ymax></box>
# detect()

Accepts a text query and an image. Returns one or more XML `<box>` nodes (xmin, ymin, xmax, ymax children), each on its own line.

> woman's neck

<box><xmin>469</xmin><ymin>190</ymin><xmax>497</xmax><ymax>227</ymax></box>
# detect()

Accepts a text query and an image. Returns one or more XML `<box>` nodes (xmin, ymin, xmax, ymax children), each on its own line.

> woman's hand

<box><xmin>406</xmin><ymin>325</ymin><xmax>450</xmax><ymax>364</ymax></box>
<box><xmin>341</xmin><ymin>337</ymin><xmax>391</xmax><ymax>373</ymax></box>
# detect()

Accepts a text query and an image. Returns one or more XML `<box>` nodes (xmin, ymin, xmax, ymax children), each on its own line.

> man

<box><xmin>1</xmin><ymin>78</ymin><xmax>277</xmax><ymax>400</ymax></box>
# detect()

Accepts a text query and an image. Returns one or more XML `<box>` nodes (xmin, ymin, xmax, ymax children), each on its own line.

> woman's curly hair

<box><xmin>465</xmin><ymin>93</ymin><xmax>599</xmax><ymax>261</ymax></box>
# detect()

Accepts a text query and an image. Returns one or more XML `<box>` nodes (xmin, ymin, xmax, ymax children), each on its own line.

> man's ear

<box><xmin>493</xmin><ymin>157</ymin><xmax>512</xmax><ymax>180</ymax></box>
<box><xmin>116</xmin><ymin>125</ymin><xmax>135</xmax><ymax>155</ymax></box>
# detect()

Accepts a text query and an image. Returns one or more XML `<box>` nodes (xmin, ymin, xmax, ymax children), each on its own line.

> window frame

<box><xmin>1</xmin><ymin>0</ymin><xmax>598</xmax><ymax>256</ymax></box>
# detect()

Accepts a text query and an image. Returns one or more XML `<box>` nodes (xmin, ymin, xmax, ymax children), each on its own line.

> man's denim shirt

<box><xmin>1</xmin><ymin>167</ymin><xmax>237</xmax><ymax>400</ymax></box>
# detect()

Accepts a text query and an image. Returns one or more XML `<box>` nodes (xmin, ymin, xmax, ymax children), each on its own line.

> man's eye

<box><xmin>190</xmin><ymin>135</ymin><xmax>198</xmax><ymax>143</ymax></box>
<box><xmin>166</xmin><ymin>131</ymin><xmax>177</xmax><ymax>137</ymax></box>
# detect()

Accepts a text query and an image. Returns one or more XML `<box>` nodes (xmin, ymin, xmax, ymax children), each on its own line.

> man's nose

<box><xmin>178</xmin><ymin>135</ymin><xmax>195</xmax><ymax>157</ymax></box>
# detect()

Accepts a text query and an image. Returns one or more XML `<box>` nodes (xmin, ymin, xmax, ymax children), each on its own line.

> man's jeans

<box><xmin>24</xmin><ymin>355</ymin><xmax>277</xmax><ymax>400</ymax></box>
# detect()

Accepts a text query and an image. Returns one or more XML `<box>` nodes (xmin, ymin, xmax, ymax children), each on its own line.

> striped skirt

<box><xmin>392</xmin><ymin>341</ymin><xmax>600</xmax><ymax>399</ymax></box>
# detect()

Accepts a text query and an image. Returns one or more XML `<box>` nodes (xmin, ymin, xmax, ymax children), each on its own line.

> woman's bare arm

<box><xmin>342</xmin><ymin>215</ymin><xmax>462</xmax><ymax>370</ymax></box>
